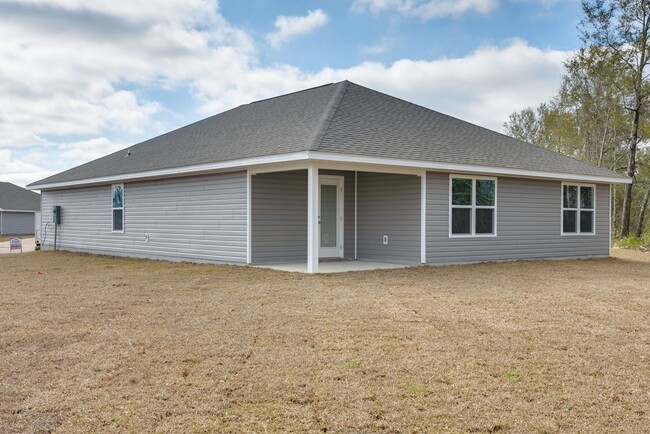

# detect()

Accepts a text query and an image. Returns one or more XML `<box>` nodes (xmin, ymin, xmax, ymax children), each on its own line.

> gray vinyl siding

<box><xmin>357</xmin><ymin>172</ymin><xmax>421</xmax><ymax>263</ymax></box>
<box><xmin>0</xmin><ymin>211</ymin><xmax>35</xmax><ymax>235</ymax></box>
<box><xmin>40</xmin><ymin>171</ymin><xmax>247</xmax><ymax>263</ymax></box>
<box><xmin>426</xmin><ymin>171</ymin><xmax>610</xmax><ymax>264</ymax></box>
<box><xmin>251</xmin><ymin>170</ymin><xmax>308</xmax><ymax>263</ymax></box>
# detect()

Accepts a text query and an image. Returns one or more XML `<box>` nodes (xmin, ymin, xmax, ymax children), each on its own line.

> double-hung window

<box><xmin>450</xmin><ymin>176</ymin><xmax>497</xmax><ymax>237</ymax></box>
<box><xmin>112</xmin><ymin>184</ymin><xmax>124</xmax><ymax>232</ymax></box>
<box><xmin>562</xmin><ymin>183</ymin><xmax>594</xmax><ymax>235</ymax></box>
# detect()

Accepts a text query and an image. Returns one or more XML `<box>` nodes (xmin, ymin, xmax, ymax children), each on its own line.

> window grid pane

<box><xmin>563</xmin><ymin>185</ymin><xmax>578</xmax><ymax>208</ymax></box>
<box><xmin>475</xmin><ymin>208</ymin><xmax>494</xmax><ymax>234</ymax></box>
<box><xmin>475</xmin><ymin>180</ymin><xmax>495</xmax><ymax>206</ymax></box>
<box><xmin>563</xmin><ymin>210</ymin><xmax>577</xmax><ymax>233</ymax></box>
<box><xmin>113</xmin><ymin>209</ymin><xmax>123</xmax><ymax>231</ymax></box>
<box><xmin>580</xmin><ymin>186</ymin><xmax>594</xmax><ymax>209</ymax></box>
<box><xmin>112</xmin><ymin>185</ymin><xmax>123</xmax><ymax>208</ymax></box>
<box><xmin>452</xmin><ymin>178</ymin><xmax>472</xmax><ymax>205</ymax></box>
<box><xmin>580</xmin><ymin>210</ymin><xmax>594</xmax><ymax>233</ymax></box>
<box><xmin>451</xmin><ymin>208</ymin><xmax>471</xmax><ymax>234</ymax></box>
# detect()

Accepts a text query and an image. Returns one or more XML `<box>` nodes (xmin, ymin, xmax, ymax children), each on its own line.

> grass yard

<box><xmin>1</xmin><ymin>250</ymin><xmax>649</xmax><ymax>433</ymax></box>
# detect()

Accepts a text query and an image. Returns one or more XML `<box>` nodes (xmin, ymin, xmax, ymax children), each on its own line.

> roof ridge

<box><xmin>306</xmin><ymin>80</ymin><xmax>349</xmax><ymax>151</ymax></box>
<box><xmin>250</xmin><ymin>82</ymin><xmax>337</xmax><ymax>105</ymax></box>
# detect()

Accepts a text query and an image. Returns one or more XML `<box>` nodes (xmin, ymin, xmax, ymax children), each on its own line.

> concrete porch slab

<box><xmin>255</xmin><ymin>260</ymin><xmax>418</xmax><ymax>273</ymax></box>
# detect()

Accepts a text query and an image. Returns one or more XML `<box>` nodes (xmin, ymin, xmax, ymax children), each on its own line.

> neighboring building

<box><xmin>0</xmin><ymin>182</ymin><xmax>41</xmax><ymax>235</ymax></box>
<box><xmin>28</xmin><ymin>81</ymin><xmax>630</xmax><ymax>272</ymax></box>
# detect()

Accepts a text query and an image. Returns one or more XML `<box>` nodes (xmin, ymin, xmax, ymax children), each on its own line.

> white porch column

<box><xmin>307</xmin><ymin>163</ymin><xmax>319</xmax><ymax>273</ymax></box>
<box><xmin>420</xmin><ymin>170</ymin><xmax>427</xmax><ymax>264</ymax></box>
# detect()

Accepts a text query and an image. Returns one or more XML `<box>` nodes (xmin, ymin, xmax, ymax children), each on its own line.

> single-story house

<box><xmin>28</xmin><ymin>81</ymin><xmax>630</xmax><ymax>272</ymax></box>
<box><xmin>0</xmin><ymin>182</ymin><xmax>41</xmax><ymax>235</ymax></box>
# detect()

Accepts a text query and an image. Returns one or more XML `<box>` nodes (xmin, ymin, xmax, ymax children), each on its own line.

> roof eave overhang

<box><xmin>27</xmin><ymin>151</ymin><xmax>632</xmax><ymax>190</ymax></box>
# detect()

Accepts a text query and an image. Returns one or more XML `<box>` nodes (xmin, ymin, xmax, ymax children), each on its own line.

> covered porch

<box><xmin>246</xmin><ymin>161</ymin><xmax>426</xmax><ymax>273</ymax></box>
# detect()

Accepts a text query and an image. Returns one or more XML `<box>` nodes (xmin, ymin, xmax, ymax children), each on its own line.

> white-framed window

<box><xmin>449</xmin><ymin>175</ymin><xmax>497</xmax><ymax>237</ymax></box>
<box><xmin>561</xmin><ymin>183</ymin><xmax>595</xmax><ymax>235</ymax></box>
<box><xmin>112</xmin><ymin>184</ymin><xmax>124</xmax><ymax>233</ymax></box>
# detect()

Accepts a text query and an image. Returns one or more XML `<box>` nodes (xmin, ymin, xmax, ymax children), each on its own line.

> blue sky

<box><xmin>0</xmin><ymin>0</ymin><xmax>582</xmax><ymax>187</ymax></box>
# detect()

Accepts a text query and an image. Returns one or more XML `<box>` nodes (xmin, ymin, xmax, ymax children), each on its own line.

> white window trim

<box><xmin>112</xmin><ymin>183</ymin><xmax>125</xmax><ymax>233</ymax></box>
<box><xmin>449</xmin><ymin>175</ymin><xmax>498</xmax><ymax>238</ymax></box>
<box><xmin>561</xmin><ymin>182</ymin><xmax>596</xmax><ymax>236</ymax></box>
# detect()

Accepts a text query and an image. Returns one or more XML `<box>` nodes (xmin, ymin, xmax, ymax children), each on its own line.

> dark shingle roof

<box><xmin>318</xmin><ymin>82</ymin><xmax>624</xmax><ymax>178</ymax></box>
<box><xmin>0</xmin><ymin>182</ymin><xmax>41</xmax><ymax>211</ymax></box>
<box><xmin>29</xmin><ymin>81</ymin><xmax>626</xmax><ymax>187</ymax></box>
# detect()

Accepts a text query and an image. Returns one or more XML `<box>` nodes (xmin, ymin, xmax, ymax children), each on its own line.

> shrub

<box><xmin>615</xmin><ymin>235</ymin><xmax>648</xmax><ymax>249</ymax></box>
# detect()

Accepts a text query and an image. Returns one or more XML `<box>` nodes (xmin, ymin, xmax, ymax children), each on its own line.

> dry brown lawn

<box><xmin>1</xmin><ymin>250</ymin><xmax>649</xmax><ymax>433</ymax></box>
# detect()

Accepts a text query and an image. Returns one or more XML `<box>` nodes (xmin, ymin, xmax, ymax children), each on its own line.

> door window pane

<box><xmin>452</xmin><ymin>178</ymin><xmax>472</xmax><ymax>205</ymax></box>
<box><xmin>476</xmin><ymin>180</ymin><xmax>495</xmax><ymax>206</ymax></box>
<box><xmin>475</xmin><ymin>208</ymin><xmax>494</xmax><ymax>234</ymax></box>
<box><xmin>320</xmin><ymin>184</ymin><xmax>337</xmax><ymax>248</ymax></box>
<box><xmin>580</xmin><ymin>210</ymin><xmax>594</xmax><ymax>233</ymax></box>
<box><xmin>563</xmin><ymin>210</ymin><xmax>577</xmax><ymax>233</ymax></box>
<box><xmin>563</xmin><ymin>185</ymin><xmax>577</xmax><ymax>208</ymax></box>
<box><xmin>451</xmin><ymin>208</ymin><xmax>471</xmax><ymax>234</ymax></box>
<box><xmin>580</xmin><ymin>186</ymin><xmax>593</xmax><ymax>209</ymax></box>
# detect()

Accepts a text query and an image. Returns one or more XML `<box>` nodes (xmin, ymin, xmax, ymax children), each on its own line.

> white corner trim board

<box><xmin>28</xmin><ymin>150</ymin><xmax>631</xmax><ymax>190</ymax></box>
<box><xmin>420</xmin><ymin>170</ymin><xmax>426</xmax><ymax>264</ymax></box>
<box><xmin>246</xmin><ymin>169</ymin><xmax>252</xmax><ymax>264</ymax></box>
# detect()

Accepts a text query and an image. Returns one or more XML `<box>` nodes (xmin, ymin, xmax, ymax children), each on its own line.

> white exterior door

<box><xmin>319</xmin><ymin>175</ymin><xmax>344</xmax><ymax>258</ymax></box>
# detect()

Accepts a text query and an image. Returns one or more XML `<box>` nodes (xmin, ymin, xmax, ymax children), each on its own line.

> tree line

<box><xmin>504</xmin><ymin>0</ymin><xmax>650</xmax><ymax>243</ymax></box>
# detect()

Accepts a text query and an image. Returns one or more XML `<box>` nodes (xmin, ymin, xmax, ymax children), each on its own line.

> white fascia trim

<box><xmin>29</xmin><ymin>152</ymin><xmax>311</xmax><ymax>190</ymax></box>
<box><xmin>29</xmin><ymin>150</ymin><xmax>630</xmax><ymax>190</ymax></box>
<box><xmin>308</xmin><ymin>152</ymin><xmax>632</xmax><ymax>185</ymax></box>
<box><xmin>0</xmin><ymin>209</ymin><xmax>36</xmax><ymax>213</ymax></box>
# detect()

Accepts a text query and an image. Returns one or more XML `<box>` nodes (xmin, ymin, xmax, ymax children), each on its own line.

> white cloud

<box><xmin>335</xmin><ymin>40</ymin><xmax>568</xmax><ymax>130</ymax></box>
<box><xmin>199</xmin><ymin>39</ymin><xmax>568</xmax><ymax>135</ymax></box>
<box><xmin>360</xmin><ymin>37</ymin><xmax>393</xmax><ymax>55</ymax></box>
<box><xmin>0</xmin><ymin>150</ymin><xmax>56</xmax><ymax>187</ymax></box>
<box><xmin>266</xmin><ymin>9</ymin><xmax>329</xmax><ymax>48</ymax></box>
<box><xmin>58</xmin><ymin>137</ymin><xmax>125</xmax><ymax>161</ymax></box>
<box><xmin>512</xmin><ymin>0</ymin><xmax>559</xmax><ymax>8</ymax></box>
<box><xmin>352</xmin><ymin>0</ymin><xmax>499</xmax><ymax>19</ymax></box>
<box><xmin>0</xmin><ymin>1</ymin><xmax>567</xmax><ymax>187</ymax></box>
<box><xmin>0</xmin><ymin>137</ymin><xmax>124</xmax><ymax>187</ymax></box>
<box><xmin>0</xmin><ymin>0</ymin><xmax>248</xmax><ymax>148</ymax></box>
